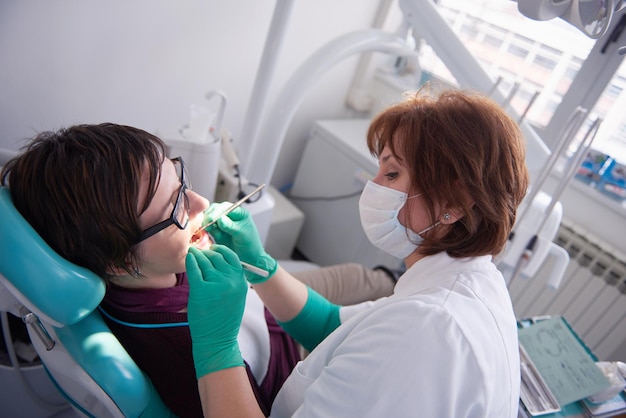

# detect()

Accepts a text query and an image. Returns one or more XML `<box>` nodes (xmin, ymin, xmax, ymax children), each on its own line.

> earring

<box><xmin>442</xmin><ymin>213</ymin><xmax>452</xmax><ymax>222</ymax></box>
<box><xmin>133</xmin><ymin>267</ymin><xmax>141</xmax><ymax>278</ymax></box>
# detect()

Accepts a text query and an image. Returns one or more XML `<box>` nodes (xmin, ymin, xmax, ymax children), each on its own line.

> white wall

<box><xmin>0</xmin><ymin>0</ymin><xmax>384</xmax><ymax>190</ymax></box>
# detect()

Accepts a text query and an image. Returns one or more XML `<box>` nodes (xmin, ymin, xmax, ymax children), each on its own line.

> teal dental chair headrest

<box><xmin>0</xmin><ymin>187</ymin><xmax>105</xmax><ymax>326</ymax></box>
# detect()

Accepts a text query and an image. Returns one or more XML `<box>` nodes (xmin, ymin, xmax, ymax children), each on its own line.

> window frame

<box><xmin>539</xmin><ymin>13</ymin><xmax>626</xmax><ymax>150</ymax></box>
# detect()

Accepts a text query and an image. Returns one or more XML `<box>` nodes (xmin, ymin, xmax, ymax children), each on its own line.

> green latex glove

<box><xmin>203</xmin><ymin>202</ymin><xmax>235</xmax><ymax>247</ymax></box>
<box><xmin>278</xmin><ymin>287</ymin><xmax>341</xmax><ymax>352</ymax></box>
<box><xmin>185</xmin><ymin>245</ymin><xmax>247</xmax><ymax>379</ymax></box>
<box><xmin>205</xmin><ymin>203</ymin><xmax>277</xmax><ymax>283</ymax></box>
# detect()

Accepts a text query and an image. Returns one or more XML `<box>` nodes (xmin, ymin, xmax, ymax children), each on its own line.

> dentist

<box><xmin>186</xmin><ymin>89</ymin><xmax>529</xmax><ymax>417</ymax></box>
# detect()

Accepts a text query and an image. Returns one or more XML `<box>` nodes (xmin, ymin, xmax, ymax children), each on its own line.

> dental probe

<box><xmin>195</xmin><ymin>183</ymin><xmax>266</xmax><ymax>234</ymax></box>
<box><xmin>240</xmin><ymin>261</ymin><xmax>269</xmax><ymax>278</ymax></box>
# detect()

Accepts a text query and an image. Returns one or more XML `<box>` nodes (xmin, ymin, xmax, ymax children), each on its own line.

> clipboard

<box><xmin>518</xmin><ymin>316</ymin><xmax>611</xmax><ymax>408</ymax></box>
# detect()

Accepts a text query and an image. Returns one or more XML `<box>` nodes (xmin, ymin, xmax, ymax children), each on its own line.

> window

<box><xmin>585</xmin><ymin>60</ymin><xmax>626</xmax><ymax>164</ymax></box>
<box><xmin>483</xmin><ymin>24</ymin><xmax>507</xmax><ymax>48</ymax></box>
<box><xmin>565</xmin><ymin>57</ymin><xmax>584</xmax><ymax>80</ymax></box>
<box><xmin>606</xmin><ymin>84</ymin><xmax>623</xmax><ymax>99</ymax></box>
<box><xmin>460</xmin><ymin>17</ymin><xmax>479</xmax><ymax>39</ymax></box>
<box><xmin>507</xmin><ymin>34</ymin><xmax>533</xmax><ymax>59</ymax></box>
<box><xmin>419</xmin><ymin>0</ymin><xmax>625</xmax><ymax>166</ymax></box>
<box><xmin>533</xmin><ymin>44</ymin><xmax>561</xmax><ymax>70</ymax></box>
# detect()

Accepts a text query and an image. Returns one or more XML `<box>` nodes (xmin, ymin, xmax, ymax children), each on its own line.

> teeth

<box><xmin>190</xmin><ymin>229</ymin><xmax>212</xmax><ymax>248</ymax></box>
<box><xmin>191</xmin><ymin>229</ymin><xmax>204</xmax><ymax>244</ymax></box>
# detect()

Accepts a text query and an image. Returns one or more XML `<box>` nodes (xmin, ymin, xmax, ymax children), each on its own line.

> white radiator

<box><xmin>509</xmin><ymin>220</ymin><xmax>626</xmax><ymax>361</ymax></box>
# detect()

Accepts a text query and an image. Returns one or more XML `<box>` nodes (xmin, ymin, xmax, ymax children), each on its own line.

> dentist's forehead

<box><xmin>379</xmin><ymin>144</ymin><xmax>405</xmax><ymax>165</ymax></box>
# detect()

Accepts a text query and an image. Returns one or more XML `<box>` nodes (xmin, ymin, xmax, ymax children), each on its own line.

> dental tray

<box><xmin>519</xmin><ymin>344</ymin><xmax>562</xmax><ymax>416</ymax></box>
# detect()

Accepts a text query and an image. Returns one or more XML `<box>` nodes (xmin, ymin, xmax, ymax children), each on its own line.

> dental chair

<box><xmin>0</xmin><ymin>187</ymin><xmax>175</xmax><ymax>418</ymax></box>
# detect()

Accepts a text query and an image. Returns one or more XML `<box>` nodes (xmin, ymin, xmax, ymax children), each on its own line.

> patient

<box><xmin>0</xmin><ymin>123</ymin><xmax>394</xmax><ymax>417</ymax></box>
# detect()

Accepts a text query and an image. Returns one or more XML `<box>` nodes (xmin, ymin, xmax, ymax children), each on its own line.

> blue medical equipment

<box><xmin>0</xmin><ymin>187</ymin><xmax>174</xmax><ymax>418</ymax></box>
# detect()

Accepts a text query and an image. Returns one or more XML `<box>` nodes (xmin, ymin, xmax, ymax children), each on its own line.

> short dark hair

<box><xmin>1</xmin><ymin>123</ymin><xmax>166</xmax><ymax>279</ymax></box>
<box><xmin>367</xmin><ymin>89</ymin><xmax>529</xmax><ymax>257</ymax></box>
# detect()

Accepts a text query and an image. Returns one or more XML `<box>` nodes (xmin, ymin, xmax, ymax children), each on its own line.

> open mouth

<box><xmin>190</xmin><ymin>229</ymin><xmax>213</xmax><ymax>249</ymax></box>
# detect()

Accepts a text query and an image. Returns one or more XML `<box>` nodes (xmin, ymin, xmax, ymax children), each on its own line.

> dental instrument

<box><xmin>240</xmin><ymin>261</ymin><xmax>269</xmax><ymax>278</ymax></box>
<box><xmin>196</xmin><ymin>183</ymin><xmax>266</xmax><ymax>233</ymax></box>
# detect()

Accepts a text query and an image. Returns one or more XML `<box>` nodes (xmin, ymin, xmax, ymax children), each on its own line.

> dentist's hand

<box><xmin>185</xmin><ymin>245</ymin><xmax>247</xmax><ymax>378</ymax></box>
<box><xmin>205</xmin><ymin>203</ymin><xmax>277</xmax><ymax>283</ymax></box>
<box><xmin>203</xmin><ymin>202</ymin><xmax>236</xmax><ymax>248</ymax></box>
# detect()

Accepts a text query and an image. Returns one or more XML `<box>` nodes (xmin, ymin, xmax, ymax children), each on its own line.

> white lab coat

<box><xmin>271</xmin><ymin>252</ymin><xmax>521</xmax><ymax>418</ymax></box>
<box><xmin>238</xmin><ymin>288</ymin><xmax>271</xmax><ymax>382</ymax></box>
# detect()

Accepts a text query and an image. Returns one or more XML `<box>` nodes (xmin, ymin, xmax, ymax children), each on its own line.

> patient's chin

<box><xmin>190</xmin><ymin>229</ymin><xmax>213</xmax><ymax>249</ymax></box>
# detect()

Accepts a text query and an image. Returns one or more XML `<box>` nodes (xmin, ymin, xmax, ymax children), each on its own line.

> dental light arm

<box><xmin>398</xmin><ymin>0</ymin><xmax>505</xmax><ymax>100</ymax></box>
<box><xmin>242</xmin><ymin>29</ymin><xmax>418</xmax><ymax>187</ymax></box>
<box><xmin>513</xmin><ymin>0</ymin><xmax>626</xmax><ymax>40</ymax></box>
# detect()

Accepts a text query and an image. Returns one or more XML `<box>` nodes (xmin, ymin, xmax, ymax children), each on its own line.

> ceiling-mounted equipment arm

<box><xmin>242</xmin><ymin>29</ymin><xmax>417</xmax><ymax>187</ymax></box>
<box><xmin>513</xmin><ymin>0</ymin><xmax>623</xmax><ymax>39</ymax></box>
<box><xmin>398</xmin><ymin>0</ymin><xmax>506</xmax><ymax>100</ymax></box>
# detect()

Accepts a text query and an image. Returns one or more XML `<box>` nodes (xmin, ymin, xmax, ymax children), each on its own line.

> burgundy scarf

<box><xmin>103</xmin><ymin>273</ymin><xmax>189</xmax><ymax>313</ymax></box>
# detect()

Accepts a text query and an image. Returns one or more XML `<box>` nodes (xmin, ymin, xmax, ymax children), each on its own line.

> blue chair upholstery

<box><xmin>0</xmin><ymin>187</ymin><xmax>175</xmax><ymax>418</ymax></box>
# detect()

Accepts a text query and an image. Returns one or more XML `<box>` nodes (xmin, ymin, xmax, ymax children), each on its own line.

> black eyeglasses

<box><xmin>138</xmin><ymin>157</ymin><xmax>191</xmax><ymax>242</ymax></box>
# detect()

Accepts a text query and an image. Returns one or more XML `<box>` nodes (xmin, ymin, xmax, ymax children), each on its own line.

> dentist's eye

<box><xmin>385</xmin><ymin>172</ymin><xmax>399</xmax><ymax>179</ymax></box>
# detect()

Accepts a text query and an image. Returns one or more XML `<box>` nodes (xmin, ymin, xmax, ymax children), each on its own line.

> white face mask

<box><xmin>358</xmin><ymin>180</ymin><xmax>438</xmax><ymax>259</ymax></box>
